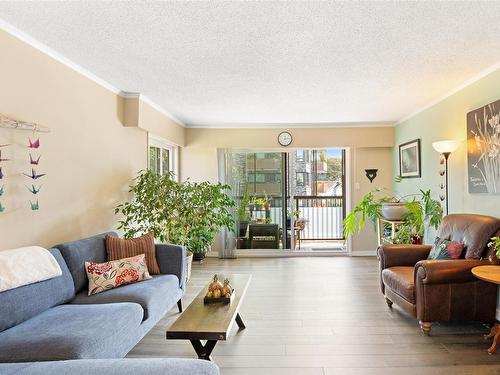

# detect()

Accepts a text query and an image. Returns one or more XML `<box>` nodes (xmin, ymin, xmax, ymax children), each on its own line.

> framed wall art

<box><xmin>399</xmin><ymin>139</ymin><xmax>421</xmax><ymax>178</ymax></box>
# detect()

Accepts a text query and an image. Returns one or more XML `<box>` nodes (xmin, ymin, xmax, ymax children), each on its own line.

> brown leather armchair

<box><xmin>377</xmin><ymin>214</ymin><xmax>500</xmax><ymax>335</ymax></box>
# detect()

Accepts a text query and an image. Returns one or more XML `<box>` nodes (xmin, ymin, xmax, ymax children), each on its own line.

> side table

<box><xmin>471</xmin><ymin>265</ymin><xmax>500</xmax><ymax>354</ymax></box>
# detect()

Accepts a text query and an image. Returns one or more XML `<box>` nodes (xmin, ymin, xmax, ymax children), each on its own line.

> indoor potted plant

<box><xmin>115</xmin><ymin>170</ymin><xmax>235</xmax><ymax>269</ymax></box>
<box><xmin>343</xmin><ymin>188</ymin><xmax>443</xmax><ymax>244</ymax></box>
<box><xmin>487</xmin><ymin>237</ymin><xmax>500</xmax><ymax>261</ymax></box>
<box><xmin>237</xmin><ymin>189</ymin><xmax>251</xmax><ymax>238</ymax></box>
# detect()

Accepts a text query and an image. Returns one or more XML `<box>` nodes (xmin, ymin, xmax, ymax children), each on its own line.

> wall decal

<box><xmin>0</xmin><ymin>202</ymin><xmax>4</xmax><ymax>212</ymax></box>
<box><xmin>26</xmin><ymin>185</ymin><xmax>41</xmax><ymax>194</ymax></box>
<box><xmin>467</xmin><ymin>99</ymin><xmax>500</xmax><ymax>194</ymax></box>
<box><xmin>29</xmin><ymin>153</ymin><xmax>40</xmax><ymax>165</ymax></box>
<box><xmin>30</xmin><ymin>200</ymin><xmax>39</xmax><ymax>210</ymax></box>
<box><xmin>0</xmin><ymin>150</ymin><xmax>9</xmax><ymax>162</ymax></box>
<box><xmin>0</xmin><ymin>185</ymin><xmax>4</xmax><ymax>196</ymax></box>
<box><xmin>28</xmin><ymin>138</ymin><xmax>40</xmax><ymax>149</ymax></box>
<box><xmin>0</xmin><ymin>144</ymin><xmax>10</xmax><ymax>147</ymax></box>
<box><xmin>0</xmin><ymin>167</ymin><xmax>3</xmax><ymax>179</ymax></box>
<box><xmin>23</xmin><ymin>168</ymin><xmax>46</xmax><ymax>180</ymax></box>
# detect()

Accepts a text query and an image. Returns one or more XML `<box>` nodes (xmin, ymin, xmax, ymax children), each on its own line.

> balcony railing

<box><xmin>294</xmin><ymin>196</ymin><xmax>344</xmax><ymax>240</ymax></box>
<box><xmin>239</xmin><ymin>195</ymin><xmax>345</xmax><ymax>241</ymax></box>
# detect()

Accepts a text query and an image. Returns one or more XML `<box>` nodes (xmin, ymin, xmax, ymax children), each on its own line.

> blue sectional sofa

<box><xmin>0</xmin><ymin>358</ymin><xmax>219</xmax><ymax>375</ymax></box>
<box><xmin>0</xmin><ymin>232</ymin><xmax>218</xmax><ymax>374</ymax></box>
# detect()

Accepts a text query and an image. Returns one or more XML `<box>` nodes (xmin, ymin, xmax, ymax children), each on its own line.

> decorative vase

<box><xmin>381</xmin><ymin>202</ymin><xmax>408</xmax><ymax>221</ymax></box>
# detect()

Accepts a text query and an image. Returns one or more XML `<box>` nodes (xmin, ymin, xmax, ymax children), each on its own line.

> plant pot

<box><xmin>381</xmin><ymin>202</ymin><xmax>408</xmax><ymax>221</ymax></box>
<box><xmin>411</xmin><ymin>234</ymin><xmax>423</xmax><ymax>245</ymax></box>
<box><xmin>185</xmin><ymin>251</ymin><xmax>193</xmax><ymax>283</ymax></box>
<box><xmin>239</xmin><ymin>221</ymin><xmax>249</xmax><ymax>237</ymax></box>
<box><xmin>193</xmin><ymin>250</ymin><xmax>206</xmax><ymax>262</ymax></box>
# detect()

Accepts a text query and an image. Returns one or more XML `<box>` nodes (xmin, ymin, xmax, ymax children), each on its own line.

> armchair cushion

<box><xmin>382</xmin><ymin>267</ymin><xmax>415</xmax><ymax>303</ymax></box>
<box><xmin>415</xmin><ymin>259</ymin><xmax>491</xmax><ymax>285</ymax></box>
<box><xmin>427</xmin><ymin>237</ymin><xmax>465</xmax><ymax>260</ymax></box>
<box><xmin>438</xmin><ymin>214</ymin><xmax>500</xmax><ymax>259</ymax></box>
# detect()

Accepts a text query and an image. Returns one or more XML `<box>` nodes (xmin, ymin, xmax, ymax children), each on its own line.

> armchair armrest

<box><xmin>377</xmin><ymin>244</ymin><xmax>432</xmax><ymax>269</ymax></box>
<box><xmin>155</xmin><ymin>244</ymin><xmax>187</xmax><ymax>291</ymax></box>
<box><xmin>415</xmin><ymin>259</ymin><xmax>492</xmax><ymax>285</ymax></box>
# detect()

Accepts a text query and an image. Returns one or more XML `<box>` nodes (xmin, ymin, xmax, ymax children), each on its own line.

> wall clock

<box><xmin>278</xmin><ymin>131</ymin><xmax>293</xmax><ymax>147</ymax></box>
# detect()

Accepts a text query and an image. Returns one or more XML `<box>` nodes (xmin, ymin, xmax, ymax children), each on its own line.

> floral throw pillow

<box><xmin>85</xmin><ymin>254</ymin><xmax>152</xmax><ymax>296</ymax></box>
<box><xmin>427</xmin><ymin>237</ymin><xmax>465</xmax><ymax>260</ymax></box>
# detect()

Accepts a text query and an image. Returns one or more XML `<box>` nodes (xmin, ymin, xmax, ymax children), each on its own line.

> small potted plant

<box><xmin>343</xmin><ymin>188</ymin><xmax>442</xmax><ymax>244</ymax></box>
<box><xmin>237</xmin><ymin>190</ymin><xmax>251</xmax><ymax>237</ymax></box>
<box><xmin>487</xmin><ymin>237</ymin><xmax>500</xmax><ymax>262</ymax></box>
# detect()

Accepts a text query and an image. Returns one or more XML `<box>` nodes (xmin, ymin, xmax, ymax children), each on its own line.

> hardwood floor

<box><xmin>127</xmin><ymin>256</ymin><xmax>500</xmax><ymax>374</ymax></box>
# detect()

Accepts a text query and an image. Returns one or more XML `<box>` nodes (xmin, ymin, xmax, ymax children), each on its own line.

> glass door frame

<box><xmin>217</xmin><ymin>147</ymin><xmax>349</xmax><ymax>257</ymax></box>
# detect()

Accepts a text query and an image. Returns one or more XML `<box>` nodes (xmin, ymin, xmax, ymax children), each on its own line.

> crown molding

<box><xmin>0</xmin><ymin>19</ymin><xmax>185</xmax><ymax>127</ymax></box>
<box><xmin>396</xmin><ymin>60</ymin><xmax>500</xmax><ymax>125</ymax></box>
<box><xmin>185</xmin><ymin>121</ymin><xmax>395</xmax><ymax>129</ymax></box>
<box><xmin>0</xmin><ymin>18</ymin><xmax>122</xmax><ymax>95</ymax></box>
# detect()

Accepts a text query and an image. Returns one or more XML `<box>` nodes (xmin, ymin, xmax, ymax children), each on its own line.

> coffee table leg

<box><xmin>190</xmin><ymin>339</ymin><xmax>217</xmax><ymax>361</ymax></box>
<box><xmin>235</xmin><ymin>313</ymin><xmax>246</xmax><ymax>330</ymax></box>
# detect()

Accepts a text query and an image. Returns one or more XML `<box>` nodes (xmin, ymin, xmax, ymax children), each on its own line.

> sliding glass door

<box><xmin>222</xmin><ymin>151</ymin><xmax>289</xmax><ymax>251</ymax></box>
<box><xmin>221</xmin><ymin>148</ymin><xmax>346</xmax><ymax>254</ymax></box>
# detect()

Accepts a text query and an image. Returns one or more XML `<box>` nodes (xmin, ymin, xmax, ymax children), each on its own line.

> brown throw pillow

<box><xmin>106</xmin><ymin>232</ymin><xmax>160</xmax><ymax>274</ymax></box>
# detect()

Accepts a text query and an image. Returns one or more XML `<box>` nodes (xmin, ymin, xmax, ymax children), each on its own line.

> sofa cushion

<box><xmin>55</xmin><ymin>232</ymin><xmax>117</xmax><ymax>294</ymax></box>
<box><xmin>0</xmin><ymin>248</ymin><xmax>74</xmax><ymax>333</ymax></box>
<box><xmin>0</xmin><ymin>358</ymin><xmax>220</xmax><ymax>375</ymax></box>
<box><xmin>85</xmin><ymin>254</ymin><xmax>152</xmax><ymax>296</ymax></box>
<box><xmin>0</xmin><ymin>303</ymin><xmax>143</xmax><ymax>362</ymax></box>
<box><xmin>427</xmin><ymin>237</ymin><xmax>465</xmax><ymax>260</ymax></box>
<box><xmin>106</xmin><ymin>232</ymin><xmax>160</xmax><ymax>274</ymax></box>
<box><xmin>382</xmin><ymin>266</ymin><xmax>415</xmax><ymax>303</ymax></box>
<box><xmin>71</xmin><ymin>274</ymin><xmax>182</xmax><ymax>321</ymax></box>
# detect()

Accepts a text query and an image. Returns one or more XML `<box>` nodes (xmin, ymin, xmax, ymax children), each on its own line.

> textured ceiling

<box><xmin>1</xmin><ymin>1</ymin><xmax>500</xmax><ymax>127</ymax></box>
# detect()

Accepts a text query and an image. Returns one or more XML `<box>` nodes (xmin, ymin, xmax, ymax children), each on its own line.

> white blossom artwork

<box><xmin>467</xmin><ymin>99</ymin><xmax>500</xmax><ymax>194</ymax></box>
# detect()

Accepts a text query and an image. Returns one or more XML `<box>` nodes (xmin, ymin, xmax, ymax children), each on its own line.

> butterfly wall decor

<box><xmin>0</xmin><ymin>185</ymin><xmax>3</xmax><ymax>196</ymax></box>
<box><xmin>0</xmin><ymin>167</ymin><xmax>3</xmax><ymax>179</ymax></box>
<box><xmin>29</xmin><ymin>153</ymin><xmax>41</xmax><ymax>165</ymax></box>
<box><xmin>28</xmin><ymin>138</ymin><xmax>40</xmax><ymax>149</ymax></box>
<box><xmin>0</xmin><ymin>150</ymin><xmax>9</xmax><ymax>162</ymax></box>
<box><xmin>0</xmin><ymin>202</ymin><xmax>4</xmax><ymax>213</ymax></box>
<box><xmin>0</xmin><ymin>144</ymin><xmax>10</xmax><ymax>148</ymax></box>
<box><xmin>26</xmin><ymin>184</ymin><xmax>41</xmax><ymax>194</ymax></box>
<box><xmin>23</xmin><ymin>168</ymin><xmax>46</xmax><ymax>180</ymax></box>
<box><xmin>30</xmin><ymin>200</ymin><xmax>39</xmax><ymax>210</ymax></box>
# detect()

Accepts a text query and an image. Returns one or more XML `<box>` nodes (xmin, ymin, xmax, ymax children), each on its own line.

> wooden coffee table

<box><xmin>166</xmin><ymin>274</ymin><xmax>251</xmax><ymax>361</ymax></box>
<box><xmin>472</xmin><ymin>265</ymin><xmax>500</xmax><ymax>354</ymax></box>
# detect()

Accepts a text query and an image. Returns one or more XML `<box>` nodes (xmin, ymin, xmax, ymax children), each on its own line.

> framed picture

<box><xmin>399</xmin><ymin>139</ymin><xmax>421</xmax><ymax>178</ymax></box>
<box><xmin>467</xmin><ymin>99</ymin><xmax>500</xmax><ymax>194</ymax></box>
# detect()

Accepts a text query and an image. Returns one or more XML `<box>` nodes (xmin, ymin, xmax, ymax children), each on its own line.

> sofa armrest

<box><xmin>155</xmin><ymin>244</ymin><xmax>186</xmax><ymax>291</ymax></box>
<box><xmin>377</xmin><ymin>244</ymin><xmax>432</xmax><ymax>269</ymax></box>
<box><xmin>415</xmin><ymin>259</ymin><xmax>492</xmax><ymax>285</ymax></box>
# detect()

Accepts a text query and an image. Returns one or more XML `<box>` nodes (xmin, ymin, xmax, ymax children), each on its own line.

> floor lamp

<box><xmin>432</xmin><ymin>140</ymin><xmax>461</xmax><ymax>215</ymax></box>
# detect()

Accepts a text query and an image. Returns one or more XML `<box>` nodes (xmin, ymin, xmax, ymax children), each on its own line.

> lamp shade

<box><xmin>432</xmin><ymin>140</ymin><xmax>461</xmax><ymax>154</ymax></box>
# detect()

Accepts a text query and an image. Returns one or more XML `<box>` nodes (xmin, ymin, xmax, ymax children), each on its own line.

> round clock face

<box><xmin>278</xmin><ymin>131</ymin><xmax>293</xmax><ymax>147</ymax></box>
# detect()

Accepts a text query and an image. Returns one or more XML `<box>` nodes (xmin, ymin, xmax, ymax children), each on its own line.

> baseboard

<box><xmin>351</xmin><ymin>250</ymin><xmax>377</xmax><ymax>257</ymax></box>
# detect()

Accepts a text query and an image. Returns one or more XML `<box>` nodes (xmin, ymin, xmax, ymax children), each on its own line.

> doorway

<box><xmin>220</xmin><ymin>148</ymin><xmax>347</xmax><ymax>254</ymax></box>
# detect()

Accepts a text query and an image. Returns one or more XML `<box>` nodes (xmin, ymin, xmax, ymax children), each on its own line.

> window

<box><xmin>148</xmin><ymin>135</ymin><xmax>177</xmax><ymax>179</ymax></box>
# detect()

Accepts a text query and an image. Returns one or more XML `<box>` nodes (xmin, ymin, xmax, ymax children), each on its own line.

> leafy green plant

<box><xmin>488</xmin><ymin>237</ymin><xmax>500</xmax><ymax>259</ymax></box>
<box><xmin>343</xmin><ymin>189</ymin><xmax>394</xmax><ymax>238</ymax></box>
<box><xmin>115</xmin><ymin>169</ymin><xmax>235</xmax><ymax>254</ymax></box>
<box><xmin>237</xmin><ymin>189</ymin><xmax>251</xmax><ymax>222</ymax></box>
<box><xmin>343</xmin><ymin>188</ymin><xmax>443</xmax><ymax>243</ymax></box>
